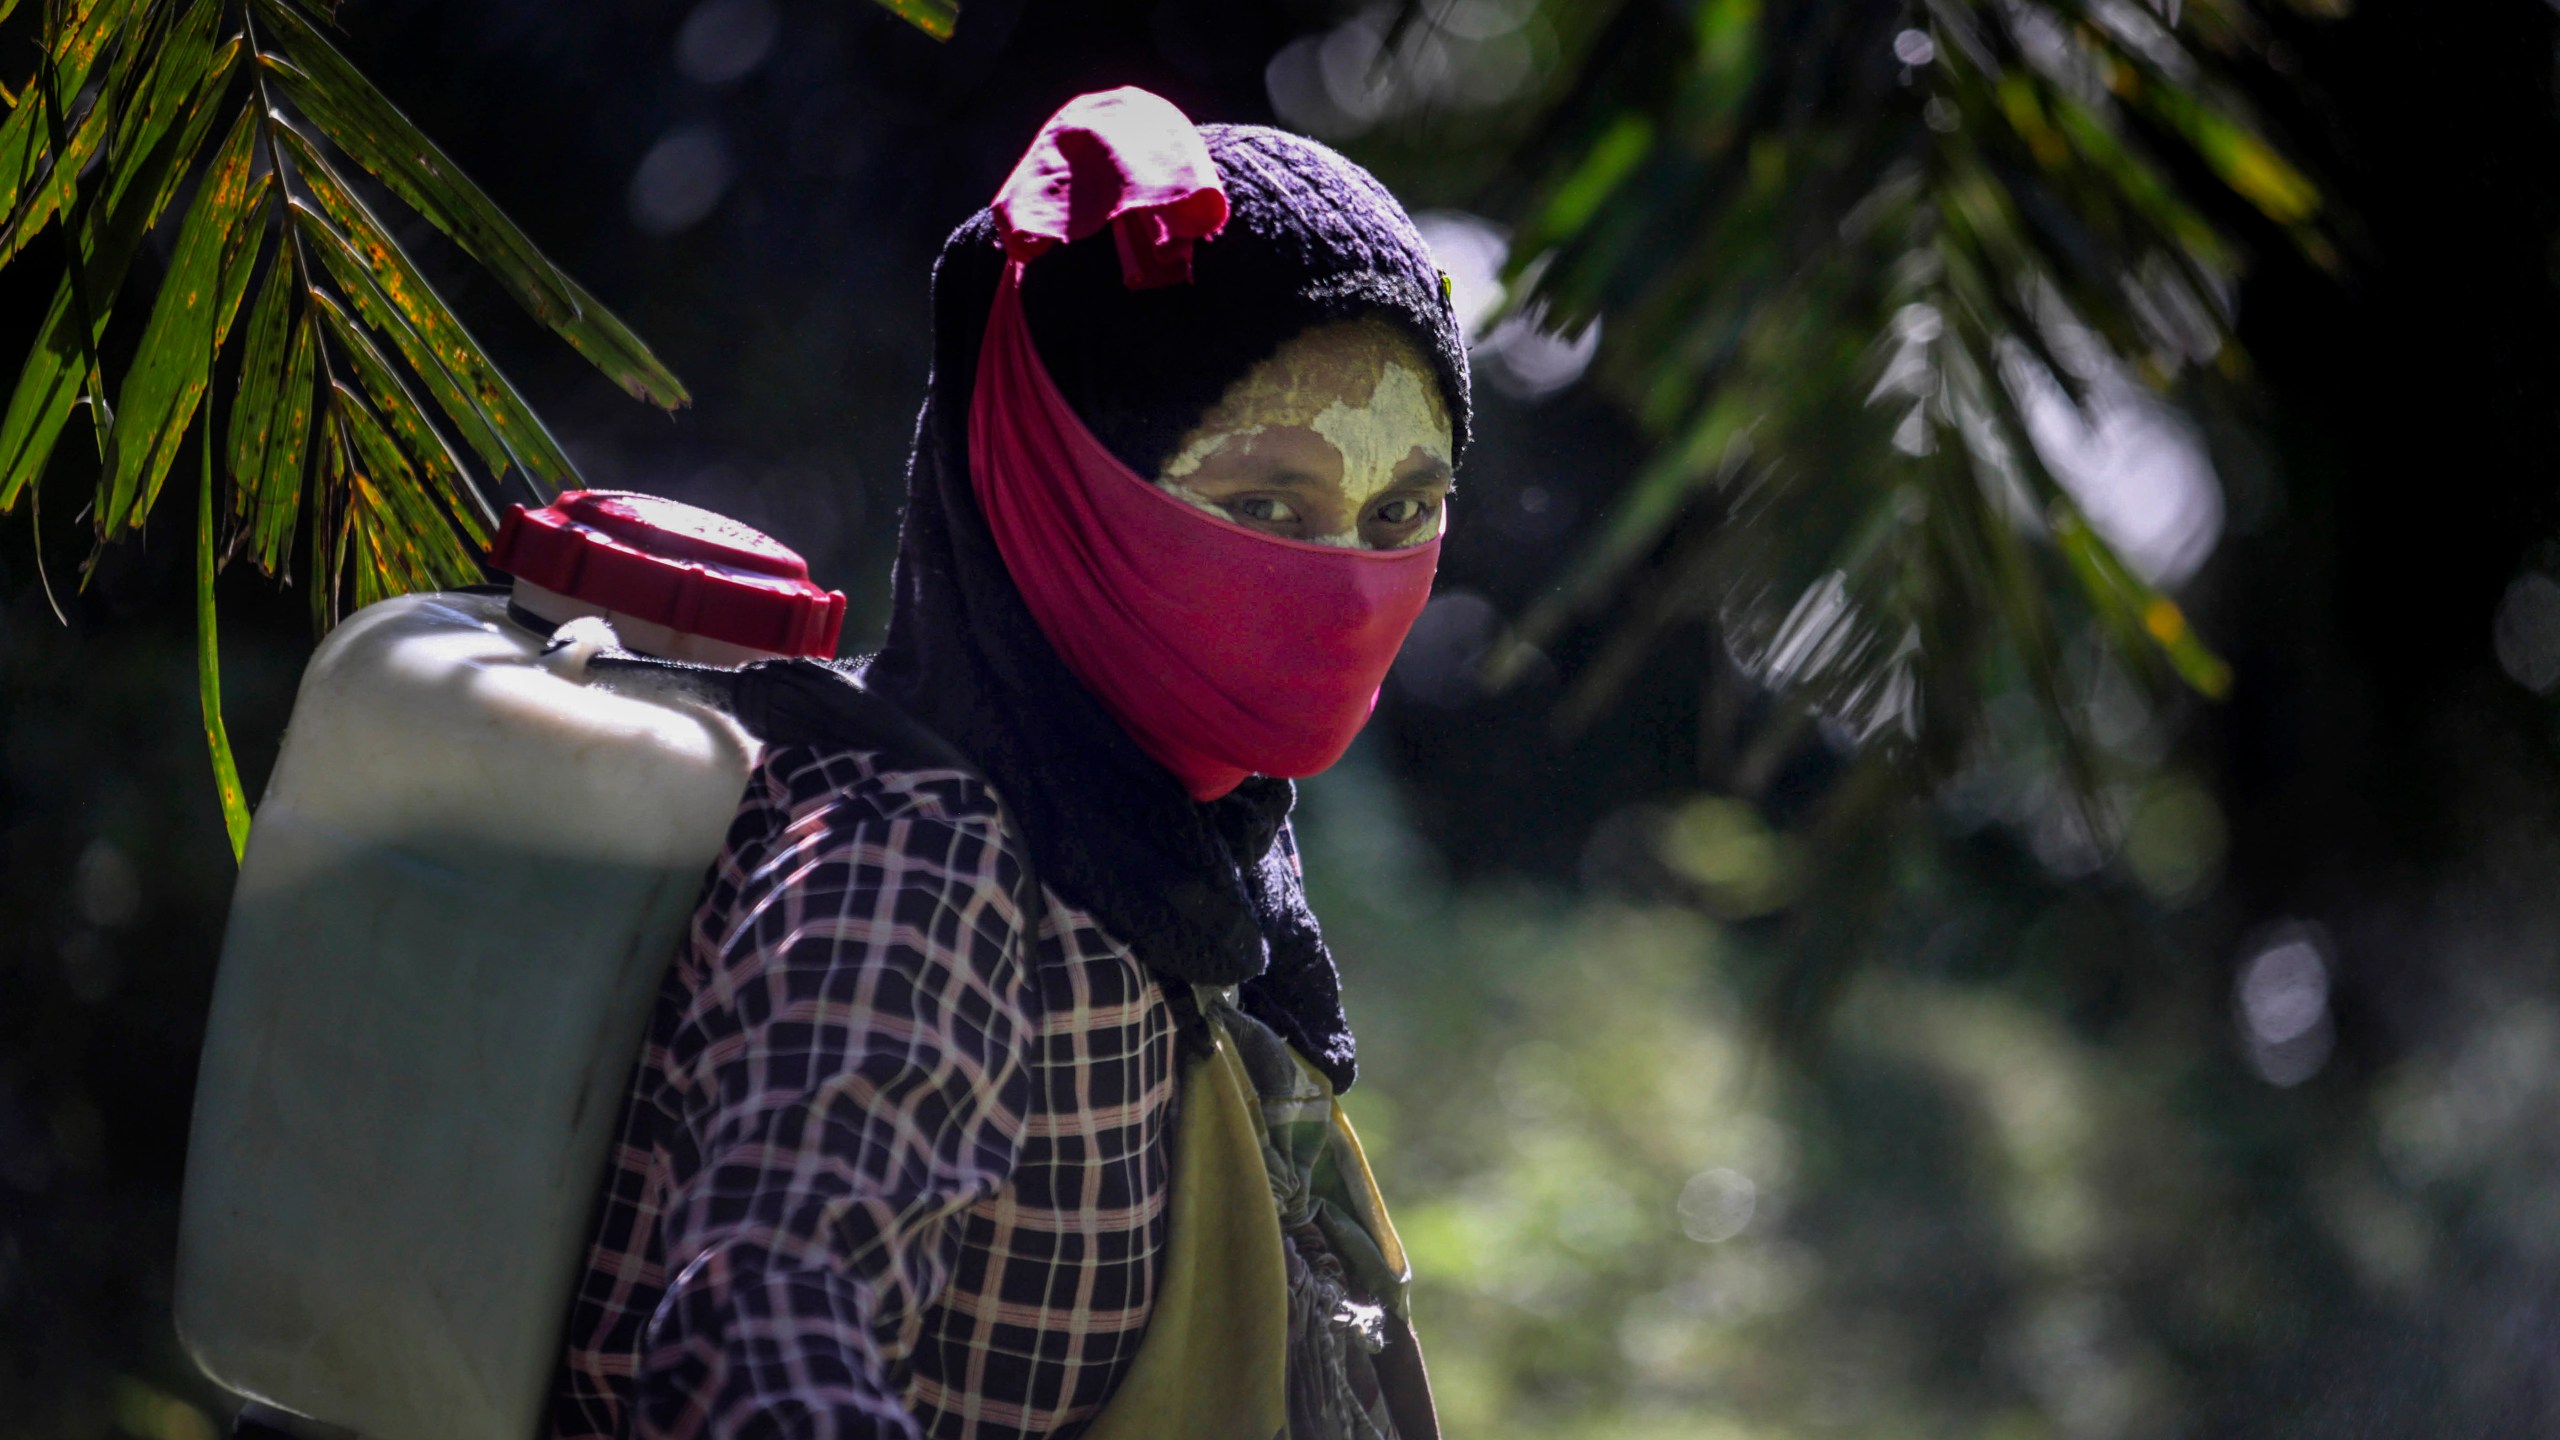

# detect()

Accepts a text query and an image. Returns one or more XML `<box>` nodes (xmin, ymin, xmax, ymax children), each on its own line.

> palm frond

<box><xmin>0</xmin><ymin>22</ymin><xmax>238</xmax><ymax>509</ymax></box>
<box><xmin>276</xmin><ymin>135</ymin><xmax>578</xmax><ymax>488</ymax></box>
<box><xmin>0</xmin><ymin>0</ymin><xmax>748</xmax><ymax>860</ymax></box>
<box><xmin>93</xmin><ymin>101</ymin><xmax>262</xmax><ymax>536</ymax></box>
<box><xmin>196</xmin><ymin>359</ymin><xmax>248</xmax><ymax>859</ymax></box>
<box><xmin>1435</xmin><ymin>0</ymin><xmax>2318</xmax><ymax>774</ymax></box>
<box><xmin>869</xmin><ymin>0</ymin><xmax>957</xmax><ymax>42</ymax></box>
<box><xmin>248</xmin><ymin>0</ymin><xmax>689</xmax><ymax>408</ymax></box>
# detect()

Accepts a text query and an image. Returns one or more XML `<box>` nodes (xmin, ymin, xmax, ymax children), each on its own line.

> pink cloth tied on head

<box><xmin>991</xmin><ymin>86</ymin><xmax>1231</xmax><ymax>289</ymax></box>
<box><xmin>970</xmin><ymin>88</ymin><xmax>1442</xmax><ymax>802</ymax></box>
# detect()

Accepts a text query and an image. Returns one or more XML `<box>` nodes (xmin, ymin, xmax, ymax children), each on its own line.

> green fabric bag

<box><xmin>1077</xmin><ymin>992</ymin><xmax>1437</xmax><ymax>1440</ymax></box>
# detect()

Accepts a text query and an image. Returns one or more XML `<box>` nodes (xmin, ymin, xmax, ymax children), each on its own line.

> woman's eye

<box><xmin>1373</xmin><ymin>497</ymin><xmax>1430</xmax><ymax>526</ymax></box>
<box><xmin>1231</xmin><ymin>496</ymin><xmax>1300</xmax><ymax>523</ymax></box>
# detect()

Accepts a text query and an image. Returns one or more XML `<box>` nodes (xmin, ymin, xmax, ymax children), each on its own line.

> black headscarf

<box><xmin>860</xmin><ymin>123</ymin><xmax>1469</xmax><ymax>1092</ymax></box>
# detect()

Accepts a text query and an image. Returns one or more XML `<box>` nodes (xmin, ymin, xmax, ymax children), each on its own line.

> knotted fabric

<box><xmin>991</xmin><ymin>86</ymin><xmax>1230</xmax><ymax>288</ymax></box>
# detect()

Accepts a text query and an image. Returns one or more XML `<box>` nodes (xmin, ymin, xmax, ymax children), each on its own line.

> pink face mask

<box><xmin>971</xmin><ymin>88</ymin><xmax>1442</xmax><ymax>802</ymax></box>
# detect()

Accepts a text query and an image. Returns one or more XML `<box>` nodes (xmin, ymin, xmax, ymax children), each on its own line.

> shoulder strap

<box><xmin>724</xmin><ymin>658</ymin><xmax>979</xmax><ymax>774</ymax></box>
<box><xmin>591</xmin><ymin>652</ymin><xmax>1048</xmax><ymax>955</ymax></box>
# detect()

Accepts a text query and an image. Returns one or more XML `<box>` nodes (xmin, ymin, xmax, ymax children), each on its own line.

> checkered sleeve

<box><xmin>629</xmin><ymin>749</ymin><xmax>1044</xmax><ymax>1440</ymax></box>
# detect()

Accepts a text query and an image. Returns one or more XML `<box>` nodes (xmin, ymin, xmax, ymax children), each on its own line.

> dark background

<box><xmin>10</xmin><ymin>1</ymin><xmax>2560</xmax><ymax>1434</ymax></box>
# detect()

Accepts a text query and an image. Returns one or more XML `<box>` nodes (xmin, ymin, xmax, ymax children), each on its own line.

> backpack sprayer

<box><xmin>175</xmin><ymin>492</ymin><xmax>846</xmax><ymax>1440</ymax></box>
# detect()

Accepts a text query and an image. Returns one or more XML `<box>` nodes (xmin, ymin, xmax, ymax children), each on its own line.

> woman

<box><xmin>551</xmin><ymin>89</ymin><xmax>1470</xmax><ymax>1440</ymax></box>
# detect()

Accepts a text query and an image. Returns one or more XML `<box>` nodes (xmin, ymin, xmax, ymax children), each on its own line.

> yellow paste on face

<box><xmin>1158</xmin><ymin>320</ymin><xmax>1453</xmax><ymax>549</ymax></box>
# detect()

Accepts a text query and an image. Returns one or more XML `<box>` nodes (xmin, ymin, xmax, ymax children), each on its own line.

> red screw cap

<box><xmin>488</xmin><ymin>491</ymin><xmax>846</xmax><ymax>658</ymax></box>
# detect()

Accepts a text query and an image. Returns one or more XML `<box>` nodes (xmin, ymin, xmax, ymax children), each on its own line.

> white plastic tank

<box><xmin>176</xmin><ymin>492</ymin><xmax>846</xmax><ymax>1440</ymax></box>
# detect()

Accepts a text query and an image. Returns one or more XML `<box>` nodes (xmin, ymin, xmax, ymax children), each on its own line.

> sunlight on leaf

<box><xmin>1524</xmin><ymin>112</ymin><xmax>1652</xmax><ymax>264</ymax></box>
<box><xmin>225</xmin><ymin>251</ymin><xmax>290</xmax><ymax>532</ymax></box>
<box><xmin>96</xmin><ymin>107</ymin><xmax>263</xmax><ymax>536</ymax></box>
<box><xmin>0</xmin><ymin>0</ymin><xmax>143</xmax><ymax>258</ymax></box>
<box><xmin>2053</xmin><ymin>502</ymin><xmax>2233</xmax><ymax>698</ymax></box>
<box><xmin>252</xmin><ymin>0</ymin><xmax>689</xmax><ymax>407</ymax></box>
<box><xmin>868</xmin><ymin>0</ymin><xmax>957</xmax><ymax>42</ymax></box>
<box><xmin>276</xmin><ymin>131</ymin><xmax>580</xmax><ymax>487</ymax></box>
<box><xmin>196</xmin><ymin>395</ymin><xmax>248</xmax><ymax>860</ymax></box>
<box><xmin>0</xmin><ymin>26</ymin><xmax>243</xmax><ymax>514</ymax></box>
<box><xmin>1470</xmin><ymin>0</ymin><xmax>2307</xmax><ymax>784</ymax></box>
<box><xmin>0</xmin><ymin>0</ymin><xmax>699</xmax><ymax>852</ymax></box>
<box><xmin>308</xmin><ymin>288</ymin><xmax>491</xmax><ymax>539</ymax></box>
<box><xmin>248</xmin><ymin>306</ymin><xmax>317</xmax><ymax>579</ymax></box>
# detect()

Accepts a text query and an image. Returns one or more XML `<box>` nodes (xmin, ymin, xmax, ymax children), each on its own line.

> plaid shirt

<box><xmin>551</xmin><ymin>743</ymin><xmax>1205</xmax><ymax>1440</ymax></box>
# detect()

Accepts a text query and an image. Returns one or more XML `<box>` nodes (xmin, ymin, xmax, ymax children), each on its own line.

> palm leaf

<box><xmin>1441</xmin><ymin>0</ymin><xmax>2310</xmax><ymax>774</ymax></box>
<box><xmin>868</xmin><ymin>0</ymin><xmax>957</xmax><ymax>42</ymax></box>
<box><xmin>291</xmin><ymin>196</ymin><xmax>515</xmax><ymax>481</ymax></box>
<box><xmin>327</xmin><ymin>379</ymin><xmax>473</xmax><ymax>587</ymax></box>
<box><xmin>250</xmin><ymin>0</ymin><xmax>688</xmax><ymax>408</ymax></box>
<box><xmin>309</xmin><ymin>289</ymin><xmax>488</xmax><ymax>540</ymax></box>
<box><xmin>0</xmin><ymin>0</ymin><xmax>703</xmax><ymax>857</ymax></box>
<box><xmin>95</xmin><ymin>104</ymin><xmax>264</xmax><ymax>535</ymax></box>
<box><xmin>225</xmin><ymin>244</ymin><xmax>292</xmax><ymax>528</ymax></box>
<box><xmin>196</xmin><ymin>386</ymin><xmax>249</xmax><ymax>861</ymax></box>
<box><xmin>0</xmin><ymin>278</ymin><xmax>107</xmax><ymax>511</ymax></box>
<box><xmin>0</xmin><ymin>0</ymin><xmax>687</xmax><ymax>552</ymax></box>
<box><xmin>273</xmin><ymin>135</ymin><xmax>575</xmax><ymax>486</ymax></box>
<box><xmin>19</xmin><ymin>0</ymin><xmax>201</xmax><ymax>265</ymax></box>
<box><xmin>0</xmin><ymin>28</ymin><xmax>240</xmax><ymax>510</ymax></box>
<box><xmin>0</xmin><ymin>0</ymin><xmax>142</xmax><ymax>253</ymax></box>
<box><xmin>245</xmin><ymin>302</ymin><xmax>317</xmax><ymax>578</ymax></box>
<box><xmin>308</xmin><ymin>400</ymin><xmax>345</xmax><ymax>629</ymax></box>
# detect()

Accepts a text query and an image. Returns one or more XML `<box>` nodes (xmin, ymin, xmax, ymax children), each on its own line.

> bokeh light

<box><xmin>1411</xmin><ymin>209</ymin><xmax>1601</xmax><ymax>399</ymax></box>
<box><xmin>2493</xmin><ymin>570</ymin><xmax>2560</xmax><ymax>693</ymax></box>
<box><xmin>2235</xmin><ymin>927</ymin><xmax>2335</xmax><ymax>1087</ymax></box>
<box><xmin>674</xmin><ymin>0</ymin><xmax>778</xmax><ymax>85</ymax></box>
<box><xmin>629</xmin><ymin>125</ymin><xmax>734</xmax><ymax>235</ymax></box>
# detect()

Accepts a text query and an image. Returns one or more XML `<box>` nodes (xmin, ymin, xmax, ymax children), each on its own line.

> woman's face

<box><xmin>1156</xmin><ymin>318</ymin><xmax>1454</xmax><ymax>550</ymax></box>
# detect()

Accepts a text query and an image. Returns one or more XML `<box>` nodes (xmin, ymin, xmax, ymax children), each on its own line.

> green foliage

<box><xmin>1299</xmin><ymin>747</ymin><xmax>2560</xmax><ymax>1439</ymax></box>
<box><xmin>194</xmin><ymin>375</ymin><xmax>246</xmax><ymax>859</ymax></box>
<box><xmin>868</xmin><ymin>0</ymin><xmax>958</xmax><ymax>44</ymax></box>
<box><xmin>0</xmin><ymin>0</ymin><xmax>957</xmax><ymax>853</ymax></box>
<box><xmin>1431</xmin><ymin>0</ymin><xmax>2322</xmax><ymax>772</ymax></box>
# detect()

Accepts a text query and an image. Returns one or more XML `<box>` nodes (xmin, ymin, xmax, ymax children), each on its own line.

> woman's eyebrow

<box><xmin>1190</xmin><ymin>466</ymin><xmax>1327</xmax><ymax>490</ymax></box>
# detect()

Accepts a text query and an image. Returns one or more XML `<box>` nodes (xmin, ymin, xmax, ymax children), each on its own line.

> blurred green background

<box><xmin>11</xmin><ymin>0</ymin><xmax>2560</xmax><ymax>1435</ymax></box>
